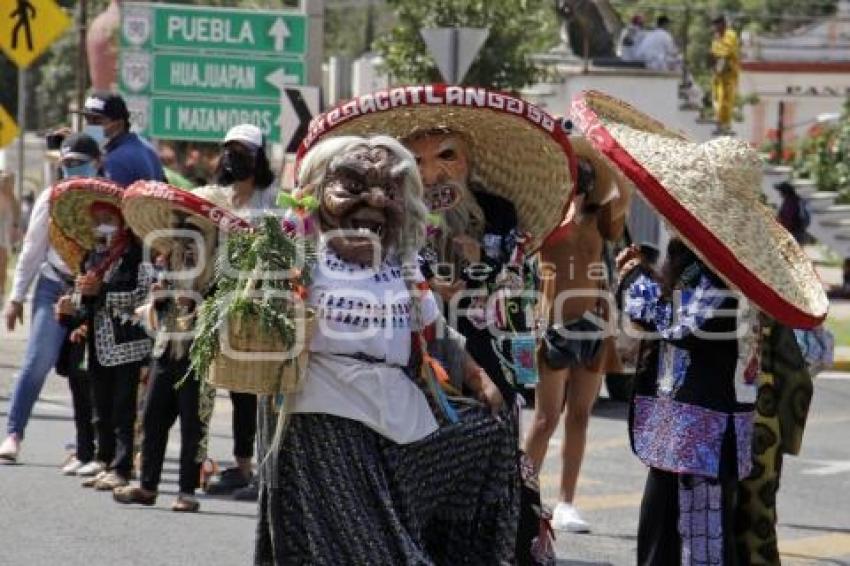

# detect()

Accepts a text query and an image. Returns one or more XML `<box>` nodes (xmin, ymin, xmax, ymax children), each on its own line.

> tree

<box><xmin>375</xmin><ymin>0</ymin><xmax>559</xmax><ymax>92</ymax></box>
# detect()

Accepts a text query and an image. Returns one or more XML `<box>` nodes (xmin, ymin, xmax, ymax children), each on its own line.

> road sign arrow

<box><xmin>279</xmin><ymin>87</ymin><xmax>318</xmax><ymax>153</ymax></box>
<box><xmin>269</xmin><ymin>17</ymin><xmax>291</xmax><ymax>52</ymax></box>
<box><xmin>266</xmin><ymin>67</ymin><xmax>300</xmax><ymax>91</ymax></box>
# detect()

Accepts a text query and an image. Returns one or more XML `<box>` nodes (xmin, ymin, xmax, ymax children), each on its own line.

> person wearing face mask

<box><xmin>203</xmin><ymin>124</ymin><xmax>277</xmax><ymax>502</ymax></box>
<box><xmin>52</xmin><ymin>184</ymin><xmax>153</xmax><ymax>492</ymax></box>
<box><xmin>0</xmin><ymin>134</ymin><xmax>101</xmax><ymax>463</ymax></box>
<box><xmin>75</xmin><ymin>91</ymin><xmax>165</xmax><ymax>187</ymax></box>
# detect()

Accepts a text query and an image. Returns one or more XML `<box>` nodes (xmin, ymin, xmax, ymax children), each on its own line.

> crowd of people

<box><xmin>0</xmin><ymin>85</ymin><xmax>835</xmax><ymax>566</ymax></box>
<box><xmin>617</xmin><ymin>13</ymin><xmax>740</xmax><ymax>135</ymax></box>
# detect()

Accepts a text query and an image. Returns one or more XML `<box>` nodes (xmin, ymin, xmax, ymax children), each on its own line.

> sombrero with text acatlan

<box><xmin>49</xmin><ymin>178</ymin><xmax>124</xmax><ymax>266</ymax></box>
<box><xmin>122</xmin><ymin>181</ymin><xmax>251</xmax><ymax>253</ymax></box>
<box><xmin>572</xmin><ymin>90</ymin><xmax>827</xmax><ymax>328</ymax></box>
<box><xmin>296</xmin><ymin>84</ymin><xmax>576</xmax><ymax>252</ymax></box>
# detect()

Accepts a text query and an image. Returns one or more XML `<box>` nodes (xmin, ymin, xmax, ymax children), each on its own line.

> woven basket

<box><xmin>207</xmin><ymin>311</ymin><xmax>314</xmax><ymax>395</ymax></box>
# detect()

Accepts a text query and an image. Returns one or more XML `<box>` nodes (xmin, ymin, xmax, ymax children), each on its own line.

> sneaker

<box><xmin>82</xmin><ymin>470</ymin><xmax>108</xmax><ymax>488</ymax></box>
<box><xmin>204</xmin><ymin>466</ymin><xmax>251</xmax><ymax>495</ymax></box>
<box><xmin>61</xmin><ymin>458</ymin><xmax>85</xmax><ymax>476</ymax></box>
<box><xmin>232</xmin><ymin>476</ymin><xmax>259</xmax><ymax>502</ymax></box>
<box><xmin>77</xmin><ymin>461</ymin><xmax>106</xmax><ymax>477</ymax></box>
<box><xmin>0</xmin><ymin>434</ymin><xmax>20</xmax><ymax>463</ymax></box>
<box><xmin>114</xmin><ymin>485</ymin><xmax>157</xmax><ymax>506</ymax></box>
<box><xmin>172</xmin><ymin>494</ymin><xmax>200</xmax><ymax>513</ymax></box>
<box><xmin>95</xmin><ymin>471</ymin><xmax>129</xmax><ymax>491</ymax></box>
<box><xmin>552</xmin><ymin>502</ymin><xmax>591</xmax><ymax>533</ymax></box>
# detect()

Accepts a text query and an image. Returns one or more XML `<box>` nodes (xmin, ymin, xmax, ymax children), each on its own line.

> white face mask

<box><xmin>83</xmin><ymin>124</ymin><xmax>107</xmax><ymax>147</ymax></box>
<box><xmin>95</xmin><ymin>224</ymin><xmax>118</xmax><ymax>237</ymax></box>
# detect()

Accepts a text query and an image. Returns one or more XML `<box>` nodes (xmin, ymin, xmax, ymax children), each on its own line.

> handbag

<box><xmin>542</xmin><ymin>313</ymin><xmax>604</xmax><ymax>370</ymax></box>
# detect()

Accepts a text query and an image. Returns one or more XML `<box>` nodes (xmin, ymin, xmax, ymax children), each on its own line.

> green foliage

<box><xmin>374</xmin><ymin>0</ymin><xmax>559</xmax><ymax>91</ymax></box>
<box><xmin>189</xmin><ymin>215</ymin><xmax>314</xmax><ymax>379</ymax></box>
<box><xmin>793</xmin><ymin>99</ymin><xmax>850</xmax><ymax>204</ymax></box>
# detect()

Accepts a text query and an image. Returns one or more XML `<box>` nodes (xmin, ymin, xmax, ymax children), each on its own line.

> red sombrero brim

<box><xmin>50</xmin><ymin>178</ymin><xmax>124</xmax><ymax>251</ymax></box>
<box><xmin>122</xmin><ymin>181</ymin><xmax>251</xmax><ymax>252</ymax></box>
<box><xmin>572</xmin><ymin>90</ymin><xmax>827</xmax><ymax>329</ymax></box>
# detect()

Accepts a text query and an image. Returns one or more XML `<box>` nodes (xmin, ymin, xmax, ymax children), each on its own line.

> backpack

<box><xmin>794</xmin><ymin>327</ymin><xmax>834</xmax><ymax>376</ymax></box>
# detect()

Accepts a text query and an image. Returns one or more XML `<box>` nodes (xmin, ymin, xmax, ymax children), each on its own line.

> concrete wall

<box><xmin>523</xmin><ymin>68</ymin><xmax>716</xmax><ymax>140</ymax></box>
<box><xmin>738</xmin><ymin>69</ymin><xmax>850</xmax><ymax>146</ymax></box>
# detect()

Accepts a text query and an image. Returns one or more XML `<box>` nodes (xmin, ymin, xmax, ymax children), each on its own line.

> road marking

<box><xmin>799</xmin><ymin>459</ymin><xmax>850</xmax><ymax>476</ymax></box>
<box><xmin>818</xmin><ymin>371</ymin><xmax>850</xmax><ymax>380</ymax></box>
<box><xmin>779</xmin><ymin>533</ymin><xmax>850</xmax><ymax>561</ymax></box>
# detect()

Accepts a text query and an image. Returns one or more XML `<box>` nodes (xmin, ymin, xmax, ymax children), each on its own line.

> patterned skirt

<box><xmin>254</xmin><ymin>402</ymin><xmax>519</xmax><ymax>565</ymax></box>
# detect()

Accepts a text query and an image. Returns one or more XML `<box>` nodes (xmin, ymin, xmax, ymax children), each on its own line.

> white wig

<box><xmin>296</xmin><ymin>135</ymin><xmax>429</xmax><ymax>262</ymax></box>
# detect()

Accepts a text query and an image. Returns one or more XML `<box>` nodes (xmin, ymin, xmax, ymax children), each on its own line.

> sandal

<box><xmin>113</xmin><ymin>485</ymin><xmax>157</xmax><ymax>506</ymax></box>
<box><xmin>172</xmin><ymin>495</ymin><xmax>200</xmax><ymax>513</ymax></box>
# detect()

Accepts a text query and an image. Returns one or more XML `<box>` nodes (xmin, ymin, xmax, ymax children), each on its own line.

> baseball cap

<box><xmin>224</xmin><ymin>124</ymin><xmax>264</xmax><ymax>148</ymax></box>
<box><xmin>76</xmin><ymin>91</ymin><xmax>130</xmax><ymax>121</ymax></box>
<box><xmin>59</xmin><ymin>133</ymin><xmax>101</xmax><ymax>161</ymax></box>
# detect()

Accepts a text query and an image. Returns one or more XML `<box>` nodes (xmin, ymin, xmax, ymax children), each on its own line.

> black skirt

<box><xmin>255</xmin><ymin>403</ymin><xmax>519</xmax><ymax>565</ymax></box>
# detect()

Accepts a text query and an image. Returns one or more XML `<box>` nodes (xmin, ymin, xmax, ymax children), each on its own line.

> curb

<box><xmin>832</xmin><ymin>359</ymin><xmax>850</xmax><ymax>372</ymax></box>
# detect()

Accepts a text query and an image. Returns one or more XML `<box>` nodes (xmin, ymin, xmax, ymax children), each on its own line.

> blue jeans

<box><xmin>6</xmin><ymin>275</ymin><xmax>69</xmax><ymax>437</ymax></box>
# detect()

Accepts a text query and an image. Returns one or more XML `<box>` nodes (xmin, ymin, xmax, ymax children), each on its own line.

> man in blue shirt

<box><xmin>76</xmin><ymin>92</ymin><xmax>165</xmax><ymax>187</ymax></box>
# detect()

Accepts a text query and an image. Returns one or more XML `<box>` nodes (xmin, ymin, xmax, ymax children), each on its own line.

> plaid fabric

<box><xmin>624</xmin><ymin>273</ymin><xmax>728</xmax><ymax>342</ymax></box>
<box><xmin>255</xmin><ymin>405</ymin><xmax>519</xmax><ymax>565</ymax></box>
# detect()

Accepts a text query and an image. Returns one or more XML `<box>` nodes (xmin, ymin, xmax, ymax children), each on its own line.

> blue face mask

<box><xmin>62</xmin><ymin>162</ymin><xmax>98</xmax><ymax>179</ymax></box>
<box><xmin>83</xmin><ymin>124</ymin><xmax>107</xmax><ymax>147</ymax></box>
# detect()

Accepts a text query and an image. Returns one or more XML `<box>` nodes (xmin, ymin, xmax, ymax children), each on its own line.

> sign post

<box><xmin>120</xmin><ymin>2</ymin><xmax>316</xmax><ymax>145</ymax></box>
<box><xmin>0</xmin><ymin>0</ymin><xmax>72</xmax><ymax>196</ymax></box>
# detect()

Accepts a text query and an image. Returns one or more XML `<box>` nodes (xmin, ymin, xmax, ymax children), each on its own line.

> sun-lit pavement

<box><xmin>2</xmin><ymin>314</ymin><xmax>849</xmax><ymax>565</ymax></box>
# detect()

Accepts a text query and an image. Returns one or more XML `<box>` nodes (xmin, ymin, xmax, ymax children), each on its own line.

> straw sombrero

<box><xmin>572</xmin><ymin>90</ymin><xmax>827</xmax><ymax>328</ymax></box>
<box><xmin>296</xmin><ymin>84</ymin><xmax>576</xmax><ymax>252</ymax></box>
<box><xmin>49</xmin><ymin>177</ymin><xmax>124</xmax><ymax>254</ymax></box>
<box><xmin>122</xmin><ymin>181</ymin><xmax>251</xmax><ymax>252</ymax></box>
<box><xmin>48</xmin><ymin>219</ymin><xmax>86</xmax><ymax>274</ymax></box>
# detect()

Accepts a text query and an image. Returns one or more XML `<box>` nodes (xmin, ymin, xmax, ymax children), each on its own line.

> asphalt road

<box><xmin>1</xmin><ymin>316</ymin><xmax>849</xmax><ymax>565</ymax></box>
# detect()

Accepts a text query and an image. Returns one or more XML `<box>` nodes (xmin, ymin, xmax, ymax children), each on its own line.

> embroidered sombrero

<box><xmin>122</xmin><ymin>181</ymin><xmax>251</xmax><ymax>253</ymax></box>
<box><xmin>49</xmin><ymin>177</ymin><xmax>124</xmax><ymax>255</ymax></box>
<box><xmin>296</xmin><ymin>84</ymin><xmax>576</xmax><ymax>252</ymax></box>
<box><xmin>572</xmin><ymin>90</ymin><xmax>827</xmax><ymax>328</ymax></box>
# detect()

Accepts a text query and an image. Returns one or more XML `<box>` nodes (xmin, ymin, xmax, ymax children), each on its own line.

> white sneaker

<box><xmin>0</xmin><ymin>434</ymin><xmax>20</xmax><ymax>463</ymax></box>
<box><xmin>62</xmin><ymin>458</ymin><xmax>85</xmax><ymax>475</ymax></box>
<box><xmin>552</xmin><ymin>502</ymin><xmax>591</xmax><ymax>533</ymax></box>
<box><xmin>77</xmin><ymin>460</ymin><xmax>105</xmax><ymax>477</ymax></box>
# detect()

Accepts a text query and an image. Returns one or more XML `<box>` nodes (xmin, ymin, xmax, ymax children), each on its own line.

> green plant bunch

<box><xmin>794</xmin><ymin>98</ymin><xmax>850</xmax><ymax>204</ymax></box>
<box><xmin>189</xmin><ymin>215</ymin><xmax>315</xmax><ymax>379</ymax></box>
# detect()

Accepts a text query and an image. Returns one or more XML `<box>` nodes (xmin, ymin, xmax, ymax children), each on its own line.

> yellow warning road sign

<box><xmin>0</xmin><ymin>0</ymin><xmax>72</xmax><ymax>68</ymax></box>
<box><xmin>0</xmin><ymin>105</ymin><xmax>20</xmax><ymax>149</ymax></box>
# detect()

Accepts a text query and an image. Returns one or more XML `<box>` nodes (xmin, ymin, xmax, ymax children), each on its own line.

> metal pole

<box><xmin>76</xmin><ymin>0</ymin><xmax>88</xmax><ymax>130</ymax></box>
<box><xmin>16</xmin><ymin>68</ymin><xmax>26</xmax><ymax>199</ymax></box>
<box><xmin>777</xmin><ymin>100</ymin><xmax>785</xmax><ymax>163</ymax></box>
<box><xmin>450</xmin><ymin>28</ymin><xmax>459</xmax><ymax>84</ymax></box>
<box><xmin>681</xmin><ymin>6</ymin><xmax>690</xmax><ymax>89</ymax></box>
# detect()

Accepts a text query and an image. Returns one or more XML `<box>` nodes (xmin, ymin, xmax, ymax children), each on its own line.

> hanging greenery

<box><xmin>189</xmin><ymin>215</ymin><xmax>315</xmax><ymax>380</ymax></box>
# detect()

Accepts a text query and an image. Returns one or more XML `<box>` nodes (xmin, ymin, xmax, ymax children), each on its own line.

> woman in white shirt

<box><xmin>0</xmin><ymin>135</ymin><xmax>98</xmax><ymax>462</ymax></box>
<box><xmin>255</xmin><ymin>136</ymin><xmax>518</xmax><ymax>565</ymax></box>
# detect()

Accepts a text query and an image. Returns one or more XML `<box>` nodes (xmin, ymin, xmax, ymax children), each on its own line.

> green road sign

<box><xmin>121</xmin><ymin>3</ymin><xmax>307</xmax><ymax>57</ymax></box>
<box><xmin>149</xmin><ymin>97</ymin><xmax>283</xmax><ymax>143</ymax></box>
<box><xmin>120</xmin><ymin>50</ymin><xmax>305</xmax><ymax>98</ymax></box>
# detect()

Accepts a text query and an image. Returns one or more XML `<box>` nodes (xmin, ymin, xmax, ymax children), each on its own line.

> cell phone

<box><xmin>46</xmin><ymin>133</ymin><xmax>64</xmax><ymax>150</ymax></box>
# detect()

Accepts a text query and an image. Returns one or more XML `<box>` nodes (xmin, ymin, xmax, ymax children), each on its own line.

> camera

<box><xmin>46</xmin><ymin>132</ymin><xmax>65</xmax><ymax>150</ymax></box>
